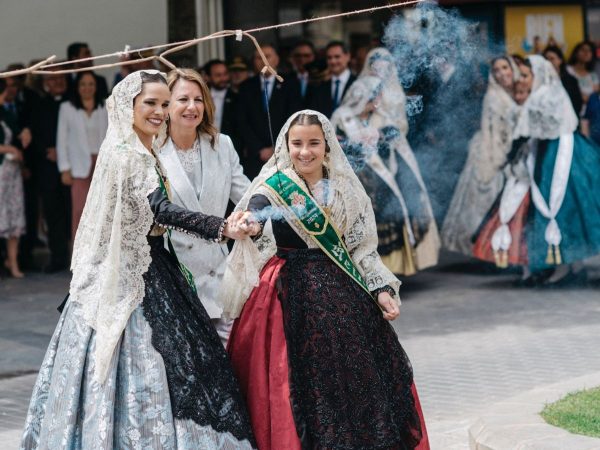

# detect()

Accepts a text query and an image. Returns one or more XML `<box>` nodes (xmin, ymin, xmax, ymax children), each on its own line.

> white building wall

<box><xmin>1</xmin><ymin>0</ymin><xmax>168</xmax><ymax>79</ymax></box>
<box><xmin>195</xmin><ymin>0</ymin><xmax>225</xmax><ymax>63</ymax></box>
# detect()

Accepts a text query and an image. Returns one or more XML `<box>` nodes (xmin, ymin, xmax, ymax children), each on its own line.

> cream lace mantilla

<box><xmin>175</xmin><ymin>140</ymin><xmax>202</xmax><ymax>173</ymax></box>
<box><xmin>69</xmin><ymin>70</ymin><xmax>167</xmax><ymax>383</ymax></box>
<box><xmin>218</xmin><ymin>110</ymin><xmax>401</xmax><ymax>319</ymax></box>
<box><xmin>513</xmin><ymin>55</ymin><xmax>578</xmax><ymax>140</ymax></box>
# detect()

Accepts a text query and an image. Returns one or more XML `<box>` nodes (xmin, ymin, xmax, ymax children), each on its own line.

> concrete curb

<box><xmin>469</xmin><ymin>371</ymin><xmax>600</xmax><ymax>449</ymax></box>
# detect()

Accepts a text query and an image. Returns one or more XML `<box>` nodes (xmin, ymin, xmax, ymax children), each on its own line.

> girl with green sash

<box><xmin>221</xmin><ymin>110</ymin><xmax>429</xmax><ymax>449</ymax></box>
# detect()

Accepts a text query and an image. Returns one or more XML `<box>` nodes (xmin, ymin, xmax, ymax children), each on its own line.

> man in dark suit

<box><xmin>203</xmin><ymin>59</ymin><xmax>240</xmax><ymax>151</ymax></box>
<box><xmin>290</xmin><ymin>40</ymin><xmax>315</xmax><ymax>101</ymax></box>
<box><xmin>32</xmin><ymin>72</ymin><xmax>72</xmax><ymax>272</ymax></box>
<box><xmin>236</xmin><ymin>45</ymin><xmax>302</xmax><ymax>179</ymax></box>
<box><xmin>306</xmin><ymin>41</ymin><xmax>356</xmax><ymax>118</ymax></box>
<box><xmin>66</xmin><ymin>42</ymin><xmax>109</xmax><ymax>99</ymax></box>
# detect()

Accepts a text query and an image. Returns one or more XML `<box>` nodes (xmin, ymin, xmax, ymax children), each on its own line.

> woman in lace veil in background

<box><xmin>441</xmin><ymin>56</ymin><xmax>520</xmax><ymax>256</ymax></box>
<box><xmin>158</xmin><ymin>69</ymin><xmax>250</xmax><ymax>346</ymax></box>
<box><xmin>331</xmin><ymin>47</ymin><xmax>439</xmax><ymax>276</ymax></box>
<box><xmin>221</xmin><ymin>110</ymin><xmax>429</xmax><ymax>449</ymax></box>
<box><xmin>20</xmin><ymin>70</ymin><xmax>255</xmax><ymax>449</ymax></box>
<box><xmin>473</xmin><ymin>55</ymin><xmax>600</xmax><ymax>286</ymax></box>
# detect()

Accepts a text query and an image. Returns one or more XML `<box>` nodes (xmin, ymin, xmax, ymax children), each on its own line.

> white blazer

<box><xmin>56</xmin><ymin>101</ymin><xmax>108</xmax><ymax>178</ymax></box>
<box><xmin>159</xmin><ymin>133</ymin><xmax>250</xmax><ymax>318</ymax></box>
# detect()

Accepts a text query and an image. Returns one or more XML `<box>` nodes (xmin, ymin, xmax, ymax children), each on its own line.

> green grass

<box><xmin>541</xmin><ymin>387</ymin><xmax>600</xmax><ymax>438</ymax></box>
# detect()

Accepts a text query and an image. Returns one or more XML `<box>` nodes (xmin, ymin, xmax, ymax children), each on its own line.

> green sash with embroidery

<box><xmin>264</xmin><ymin>171</ymin><xmax>372</xmax><ymax>298</ymax></box>
<box><xmin>155</xmin><ymin>167</ymin><xmax>197</xmax><ymax>294</ymax></box>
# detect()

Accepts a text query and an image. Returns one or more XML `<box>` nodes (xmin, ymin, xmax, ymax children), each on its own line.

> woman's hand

<box><xmin>61</xmin><ymin>170</ymin><xmax>73</xmax><ymax>186</ymax></box>
<box><xmin>359</xmin><ymin>100</ymin><xmax>378</xmax><ymax>120</ymax></box>
<box><xmin>378</xmin><ymin>291</ymin><xmax>400</xmax><ymax>321</ymax></box>
<box><xmin>18</xmin><ymin>128</ymin><xmax>32</xmax><ymax>149</ymax></box>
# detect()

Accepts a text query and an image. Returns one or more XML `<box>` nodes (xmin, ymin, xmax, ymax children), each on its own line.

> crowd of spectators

<box><xmin>0</xmin><ymin>37</ymin><xmax>598</xmax><ymax>278</ymax></box>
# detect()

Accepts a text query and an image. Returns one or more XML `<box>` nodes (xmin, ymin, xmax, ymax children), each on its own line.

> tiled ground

<box><xmin>1</xmin><ymin>254</ymin><xmax>599</xmax><ymax>449</ymax></box>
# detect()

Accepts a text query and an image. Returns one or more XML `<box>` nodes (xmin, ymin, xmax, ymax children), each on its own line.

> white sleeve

<box><xmin>56</xmin><ymin>103</ymin><xmax>71</xmax><ymax>172</ymax></box>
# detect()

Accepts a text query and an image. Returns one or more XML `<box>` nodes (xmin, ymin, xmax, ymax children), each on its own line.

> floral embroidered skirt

<box><xmin>20</xmin><ymin>236</ymin><xmax>254</xmax><ymax>450</ymax></box>
<box><xmin>228</xmin><ymin>248</ymin><xmax>429</xmax><ymax>450</ymax></box>
<box><xmin>0</xmin><ymin>160</ymin><xmax>25</xmax><ymax>238</ymax></box>
<box><xmin>472</xmin><ymin>193</ymin><xmax>530</xmax><ymax>267</ymax></box>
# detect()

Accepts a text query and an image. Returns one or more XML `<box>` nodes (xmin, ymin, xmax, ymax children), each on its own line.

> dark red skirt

<box><xmin>228</xmin><ymin>251</ymin><xmax>430</xmax><ymax>450</ymax></box>
<box><xmin>473</xmin><ymin>193</ymin><xmax>530</xmax><ymax>267</ymax></box>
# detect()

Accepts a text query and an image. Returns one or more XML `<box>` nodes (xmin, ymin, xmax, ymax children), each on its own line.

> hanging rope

<box><xmin>0</xmin><ymin>0</ymin><xmax>423</xmax><ymax>79</ymax></box>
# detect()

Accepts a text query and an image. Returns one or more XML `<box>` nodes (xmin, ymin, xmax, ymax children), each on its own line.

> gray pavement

<box><xmin>1</xmin><ymin>253</ymin><xmax>599</xmax><ymax>449</ymax></box>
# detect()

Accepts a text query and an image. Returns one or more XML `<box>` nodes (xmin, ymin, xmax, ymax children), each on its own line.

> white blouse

<box><xmin>175</xmin><ymin>140</ymin><xmax>203</xmax><ymax>198</ymax></box>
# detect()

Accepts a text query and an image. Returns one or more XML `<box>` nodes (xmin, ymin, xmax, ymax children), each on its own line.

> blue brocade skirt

<box><xmin>20</xmin><ymin>236</ymin><xmax>254</xmax><ymax>450</ymax></box>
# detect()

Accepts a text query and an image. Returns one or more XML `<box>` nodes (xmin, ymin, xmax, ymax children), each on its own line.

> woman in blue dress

<box><xmin>474</xmin><ymin>56</ymin><xmax>600</xmax><ymax>285</ymax></box>
<box><xmin>20</xmin><ymin>70</ymin><xmax>255</xmax><ymax>449</ymax></box>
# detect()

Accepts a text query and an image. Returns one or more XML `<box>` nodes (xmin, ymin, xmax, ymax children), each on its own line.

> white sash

<box><xmin>526</xmin><ymin>134</ymin><xmax>574</xmax><ymax>248</ymax></box>
<box><xmin>491</xmin><ymin>174</ymin><xmax>529</xmax><ymax>252</ymax></box>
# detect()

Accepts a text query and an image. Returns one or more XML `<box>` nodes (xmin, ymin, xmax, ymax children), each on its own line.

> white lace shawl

<box><xmin>472</xmin><ymin>58</ymin><xmax>520</xmax><ymax>183</ymax></box>
<box><xmin>332</xmin><ymin>47</ymin><xmax>409</xmax><ymax>137</ymax></box>
<box><xmin>218</xmin><ymin>110</ymin><xmax>401</xmax><ymax>319</ymax></box>
<box><xmin>513</xmin><ymin>55</ymin><xmax>578</xmax><ymax>140</ymax></box>
<box><xmin>330</xmin><ymin>47</ymin><xmax>424</xmax><ymax>245</ymax></box>
<box><xmin>69</xmin><ymin>70</ymin><xmax>167</xmax><ymax>383</ymax></box>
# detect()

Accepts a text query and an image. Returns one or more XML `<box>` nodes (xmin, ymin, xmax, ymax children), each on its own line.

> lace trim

<box><xmin>372</xmin><ymin>285</ymin><xmax>397</xmax><ymax>298</ymax></box>
<box><xmin>155</xmin><ymin>219</ymin><xmax>225</xmax><ymax>243</ymax></box>
<box><xmin>175</xmin><ymin>140</ymin><xmax>201</xmax><ymax>173</ymax></box>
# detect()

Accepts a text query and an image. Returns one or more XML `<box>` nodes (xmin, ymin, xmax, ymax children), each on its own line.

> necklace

<box><xmin>293</xmin><ymin>166</ymin><xmax>331</xmax><ymax>214</ymax></box>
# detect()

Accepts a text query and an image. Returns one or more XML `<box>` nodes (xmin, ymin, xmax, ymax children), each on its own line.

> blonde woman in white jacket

<box><xmin>56</xmin><ymin>71</ymin><xmax>108</xmax><ymax>238</ymax></box>
<box><xmin>159</xmin><ymin>68</ymin><xmax>250</xmax><ymax>345</ymax></box>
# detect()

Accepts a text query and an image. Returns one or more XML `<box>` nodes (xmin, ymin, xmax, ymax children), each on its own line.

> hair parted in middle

<box><xmin>286</xmin><ymin>113</ymin><xmax>330</xmax><ymax>153</ymax></box>
<box><xmin>166</xmin><ymin>68</ymin><xmax>218</xmax><ymax>148</ymax></box>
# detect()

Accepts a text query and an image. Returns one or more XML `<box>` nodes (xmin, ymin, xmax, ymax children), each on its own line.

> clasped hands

<box><xmin>222</xmin><ymin>211</ymin><xmax>262</xmax><ymax>241</ymax></box>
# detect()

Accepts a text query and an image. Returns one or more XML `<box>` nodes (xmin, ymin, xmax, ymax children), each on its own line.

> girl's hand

<box><xmin>378</xmin><ymin>291</ymin><xmax>400</xmax><ymax>321</ymax></box>
<box><xmin>238</xmin><ymin>211</ymin><xmax>262</xmax><ymax>236</ymax></box>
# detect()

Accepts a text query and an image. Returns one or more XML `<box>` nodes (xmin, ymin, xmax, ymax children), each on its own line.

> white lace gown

<box><xmin>441</xmin><ymin>76</ymin><xmax>517</xmax><ymax>255</ymax></box>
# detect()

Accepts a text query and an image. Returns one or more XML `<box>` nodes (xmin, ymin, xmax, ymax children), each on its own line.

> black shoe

<box><xmin>43</xmin><ymin>261</ymin><xmax>69</xmax><ymax>274</ymax></box>
<box><xmin>543</xmin><ymin>269</ymin><xmax>588</xmax><ymax>288</ymax></box>
<box><xmin>512</xmin><ymin>268</ymin><xmax>553</xmax><ymax>287</ymax></box>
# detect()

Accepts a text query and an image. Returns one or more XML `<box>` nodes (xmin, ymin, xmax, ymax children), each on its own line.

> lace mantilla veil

<box><xmin>218</xmin><ymin>109</ymin><xmax>401</xmax><ymax>319</ymax></box>
<box><xmin>472</xmin><ymin>56</ymin><xmax>520</xmax><ymax>183</ymax></box>
<box><xmin>513</xmin><ymin>55</ymin><xmax>578</xmax><ymax>140</ymax></box>
<box><xmin>332</xmin><ymin>47</ymin><xmax>409</xmax><ymax>139</ymax></box>
<box><xmin>69</xmin><ymin>70</ymin><xmax>167</xmax><ymax>383</ymax></box>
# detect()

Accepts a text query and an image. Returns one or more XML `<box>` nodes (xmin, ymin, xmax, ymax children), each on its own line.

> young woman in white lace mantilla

<box><xmin>220</xmin><ymin>110</ymin><xmax>430</xmax><ymax>449</ymax></box>
<box><xmin>20</xmin><ymin>70</ymin><xmax>256</xmax><ymax>450</ymax></box>
<box><xmin>441</xmin><ymin>56</ymin><xmax>521</xmax><ymax>256</ymax></box>
<box><xmin>473</xmin><ymin>56</ymin><xmax>600</xmax><ymax>286</ymax></box>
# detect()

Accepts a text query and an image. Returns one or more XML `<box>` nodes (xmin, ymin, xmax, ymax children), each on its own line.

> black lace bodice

<box><xmin>248</xmin><ymin>194</ymin><xmax>308</xmax><ymax>249</ymax></box>
<box><xmin>249</xmin><ymin>194</ymin><xmax>395</xmax><ymax>298</ymax></box>
<box><xmin>148</xmin><ymin>187</ymin><xmax>224</xmax><ymax>241</ymax></box>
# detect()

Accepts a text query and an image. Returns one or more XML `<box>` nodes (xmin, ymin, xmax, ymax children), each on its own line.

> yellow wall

<box><xmin>505</xmin><ymin>5</ymin><xmax>585</xmax><ymax>57</ymax></box>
